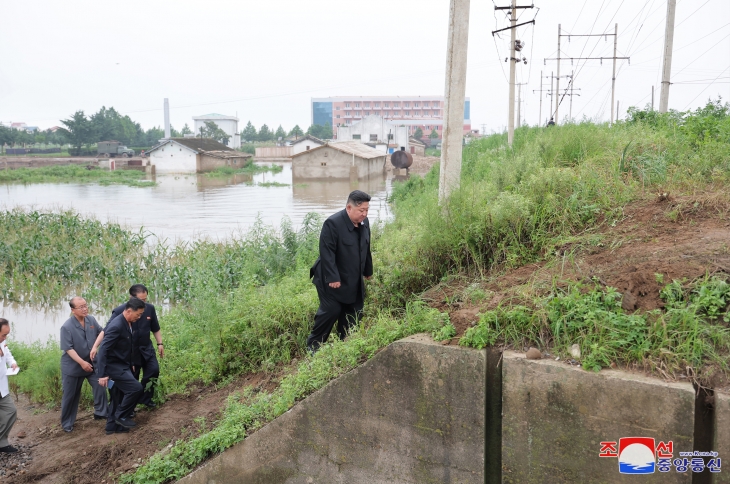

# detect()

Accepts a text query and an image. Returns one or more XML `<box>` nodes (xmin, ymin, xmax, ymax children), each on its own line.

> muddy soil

<box><xmin>4</xmin><ymin>371</ymin><xmax>281</xmax><ymax>484</ymax></box>
<box><xmin>424</xmin><ymin>193</ymin><xmax>730</xmax><ymax>342</ymax></box>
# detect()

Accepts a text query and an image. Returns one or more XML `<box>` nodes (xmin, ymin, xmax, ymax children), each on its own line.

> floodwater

<box><xmin>0</xmin><ymin>162</ymin><xmax>396</xmax><ymax>343</ymax></box>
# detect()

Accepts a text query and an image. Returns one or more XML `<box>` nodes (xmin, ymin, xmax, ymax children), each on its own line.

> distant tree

<box><xmin>242</xmin><ymin>121</ymin><xmax>257</xmax><ymax>142</ymax></box>
<box><xmin>34</xmin><ymin>133</ymin><xmax>46</xmax><ymax>145</ymax></box>
<box><xmin>181</xmin><ymin>123</ymin><xmax>192</xmax><ymax>136</ymax></box>
<box><xmin>429</xmin><ymin>129</ymin><xmax>439</xmax><ymax>139</ymax></box>
<box><xmin>307</xmin><ymin>122</ymin><xmax>332</xmax><ymax>140</ymax></box>
<box><xmin>413</xmin><ymin>127</ymin><xmax>424</xmax><ymax>140</ymax></box>
<box><xmin>288</xmin><ymin>125</ymin><xmax>304</xmax><ymax>138</ymax></box>
<box><xmin>258</xmin><ymin>124</ymin><xmax>273</xmax><ymax>141</ymax></box>
<box><xmin>169</xmin><ymin>125</ymin><xmax>181</xmax><ymax>138</ymax></box>
<box><xmin>274</xmin><ymin>125</ymin><xmax>286</xmax><ymax>140</ymax></box>
<box><xmin>90</xmin><ymin>106</ymin><xmax>142</xmax><ymax>145</ymax></box>
<box><xmin>59</xmin><ymin>111</ymin><xmax>95</xmax><ymax>154</ymax></box>
<box><xmin>199</xmin><ymin>121</ymin><xmax>231</xmax><ymax>144</ymax></box>
<box><xmin>0</xmin><ymin>126</ymin><xmax>15</xmax><ymax>147</ymax></box>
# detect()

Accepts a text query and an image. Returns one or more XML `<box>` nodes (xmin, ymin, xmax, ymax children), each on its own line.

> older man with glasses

<box><xmin>59</xmin><ymin>296</ymin><xmax>107</xmax><ymax>432</ymax></box>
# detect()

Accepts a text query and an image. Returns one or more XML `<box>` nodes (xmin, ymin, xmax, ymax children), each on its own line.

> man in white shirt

<box><xmin>0</xmin><ymin>318</ymin><xmax>19</xmax><ymax>453</ymax></box>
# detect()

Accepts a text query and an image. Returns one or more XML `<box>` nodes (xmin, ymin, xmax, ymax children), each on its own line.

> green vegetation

<box><xmin>205</xmin><ymin>162</ymin><xmax>283</xmax><ymax>177</ymax></box>
<box><xmin>0</xmin><ymin>164</ymin><xmax>154</xmax><ymax>186</ymax></box>
<box><xmin>461</xmin><ymin>277</ymin><xmax>730</xmax><ymax>375</ymax></box>
<box><xmin>3</xmin><ymin>100</ymin><xmax>729</xmax><ymax>482</ymax></box>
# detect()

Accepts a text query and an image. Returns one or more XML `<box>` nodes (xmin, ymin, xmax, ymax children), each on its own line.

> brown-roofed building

<box><xmin>291</xmin><ymin>141</ymin><xmax>386</xmax><ymax>179</ymax></box>
<box><xmin>148</xmin><ymin>138</ymin><xmax>251</xmax><ymax>174</ymax></box>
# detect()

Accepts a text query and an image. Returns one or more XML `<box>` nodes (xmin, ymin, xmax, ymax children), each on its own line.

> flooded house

<box><xmin>291</xmin><ymin>141</ymin><xmax>386</xmax><ymax>179</ymax></box>
<box><xmin>148</xmin><ymin>138</ymin><xmax>251</xmax><ymax>174</ymax></box>
<box><xmin>336</xmin><ymin>115</ymin><xmax>409</xmax><ymax>154</ymax></box>
<box><xmin>290</xmin><ymin>135</ymin><xmax>325</xmax><ymax>155</ymax></box>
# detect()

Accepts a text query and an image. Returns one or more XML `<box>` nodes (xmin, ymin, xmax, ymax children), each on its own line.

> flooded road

<box><xmin>0</xmin><ymin>163</ymin><xmax>396</xmax><ymax>343</ymax></box>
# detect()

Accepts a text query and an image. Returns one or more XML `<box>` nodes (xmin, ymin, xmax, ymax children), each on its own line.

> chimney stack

<box><xmin>164</xmin><ymin>98</ymin><xmax>171</xmax><ymax>139</ymax></box>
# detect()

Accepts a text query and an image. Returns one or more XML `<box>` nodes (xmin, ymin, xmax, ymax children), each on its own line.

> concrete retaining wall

<box><xmin>178</xmin><ymin>338</ymin><xmax>726</xmax><ymax>484</ymax></box>
<box><xmin>180</xmin><ymin>335</ymin><xmax>485</xmax><ymax>484</ymax></box>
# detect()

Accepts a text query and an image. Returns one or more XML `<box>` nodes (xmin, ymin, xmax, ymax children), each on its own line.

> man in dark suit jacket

<box><xmin>96</xmin><ymin>297</ymin><xmax>145</xmax><ymax>433</ymax></box>
<box><xmin>109</xmin><ymin>284</ymin><xmax>163</xmax><ymax>409</ymax></box>
<box><xmin>307</xmin><ymin>190</ymin><xmax>373</xmax><ymax>353</ymax></box>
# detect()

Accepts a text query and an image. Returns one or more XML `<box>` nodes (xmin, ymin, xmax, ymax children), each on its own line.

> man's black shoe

<box><xmin>143</xmin><ymin>402</ymin><xmax>157</xmax><ymax>409</ymax></box>
<box><xmin>63</xmin><ymin>427</ymin><xmax>73</xmax><ymax>433</ymax></box>
<box><xmin>105</xmin><ymin>428</ymin><xmax>129</xmax><ymax>435</ymax></box>
<box><xmin>130</xmin><ymin>410</ymin><xmax>136</xmax><ymax>418</ymax></box>
<box><xmin>93</xmin><ymin>414</ymin><xmax>106</xmax><ymax>420</ymax></box>
<box><xmin>114</xmin><ymin>417</ymin><xmax>137</xmax><ymax>428</ymax></box>
<box><xmin>0</xmin><ymin>445</ymin><xmax>18</xmax><ymax>453</ymax></box>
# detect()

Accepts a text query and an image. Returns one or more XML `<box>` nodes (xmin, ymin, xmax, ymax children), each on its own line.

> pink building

<box><xmin>311</xmin><ymin>96</ymin><xmax>471</xmax><ymax>141</ymax></box>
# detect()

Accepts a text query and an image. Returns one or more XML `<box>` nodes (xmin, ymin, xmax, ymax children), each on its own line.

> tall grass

<box><xmin>0</xmin><ymin>164</ymin><xmax>154</xmax><ymax>186</ymax></box>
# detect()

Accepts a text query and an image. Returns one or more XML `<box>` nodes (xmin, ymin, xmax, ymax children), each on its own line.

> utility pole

<box><xmin>545</xmin><ymin>28</ymin><xmax>629</xmax><ymax>124</ymax></box>
<box><xmin>569</xmin><ymin>70</ymin><xmax>574</xmax><ymax>121</ymax></box>
<box><xmin>438</xmin><ymin>0</ymin><xmax>470</xmax><ymax>203</ymax></box>
<box><xmin>538</xmin><ymin>70</ymin><xmax>543</xmax><ymax>126</ymax></box>
<box><xmin>556</xmin><ymin>24</ymin><xmax>561</xmax><ymax>123</ymax></box>
<box><xmin>651</xmin><ymin>85</ymin><xmax>655</xmax><ymax>110</ymax></box>
<box><xmin>493</xmin><ymin>2</ymin><xmax>534</xmax><ymax>145</ymax></box>
<box><xmin>659</xmin><ymin>0</ymin><xmax>677</xmax><ymax>112</ymax></box>
<box><xmin>616</xmin><ymin>101</ymin><xmax>620</xmax><ymax>121</ymax></box>
<box><xmin>610</xmin><ymin>24</ymin><xmax>618</xmax><ymax>125</ymax></box>
<box><xmin>533</xmin><ymin>72</ymin><xmax>552</xmax><ymax>125</ymax></box>
<box><xmin>516</xmin><ymin>83</ymin><xmax>523</xmax><ymax>128</ymax></box>
<box><xmin>481</xmin><ymin>123</ymin><xmax>487</xmax><ymax>135</ymax></box>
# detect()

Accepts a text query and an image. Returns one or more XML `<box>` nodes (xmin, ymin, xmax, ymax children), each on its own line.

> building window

<box><xmin>364</xmin><ymin>102</ymin><xmax>370</xmax><ymax>107</ymax></box>
<box><xmin>393</xmin><ymin>102</ymin><xmax>399</xmax><ymax>107</ymax></box>
<box><xmin>335</xmin><ymin>106</ymin><xmax>340</xmax><ymax>110</ymax></box>
<box><xmin>364</xmin><ymin>111</ymin><xmax>369</xmax><ymax>116</ymax></box>
<box><xmin>336</xmin><ymin>115</ymin><xmax>341</xmax><ymax>118</ymax></box>
<box><xmin>306</xmin><ymin>146</ymin><xmax>310</xmax><ymax>150</ymax></box>
<box><xmin>423</xmin><ymin>102</ymin><xmax>429</xmax><ymax>108</ymax></box>
<box><xmin>414</xmin><ymin>102</ymin><xmax>419</xmax><ymax>107</ymax></box>
<box><xmin>353</xmin><ymin>134</ymin><xmax>361</xmax><ymax>140</ymax></box>
<box><xmin>346</xmin><ymin>103</ymin><xmax>350</xmax><ymax>108</ymax></box>
<box><xmin>404</xmin><ymin>102</ymin><xmax>410</xmax><ymax>108</ymax></box>
<box><xmin>346</xmin><ymin>111</ymin><xmax>350</xmax><ymax>116</ymax></box>
<box><xmin>374</xmin><ymin>102</ymin><xmax>380</xmax><ymax>108</ymax></box>
<box><xmin>370</xmin><ymin>134</ymin><xmax>377</xmax><ymax>141</ymax></box>
<box><xmin>384</xmin><ymin>102</ymin><xmax>389</xmax><ymax>108</ymax></box>
<box><xmin>405</xmin><ymin>111</ymin><xmax>410</xmax><ymax>116</ymax></box>
<box><xmin>355</xmin><ymin>111</ymin><xmax>360</xmax><ymax>116</ymax></box>
<box><xmin>355</xmin><ymin>103</ymin><xmax>360</xmax><ymax>108</ymax></box>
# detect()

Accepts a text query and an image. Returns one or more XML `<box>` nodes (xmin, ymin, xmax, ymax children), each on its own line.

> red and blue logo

<box><xmin>618</xmin><ymin>437</ymin><xmax>656</xmax><ymax>474</ymax></box>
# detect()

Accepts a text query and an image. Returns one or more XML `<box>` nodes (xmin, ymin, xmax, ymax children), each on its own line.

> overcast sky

<box><xmin>1</xmin><ymin>0</ymin><xmax>728</xmax><ymax>133</ymax></box>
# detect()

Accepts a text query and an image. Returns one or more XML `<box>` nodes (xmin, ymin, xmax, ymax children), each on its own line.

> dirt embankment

<box><xmin>4</xmin><ymin>370</ymin><xmax>282</xmax><ymax>484</ymax></box>
<box><xmin>425</xmin><ymin>192</ymin><xmax>730</xmax><ymax>345</ymax></box>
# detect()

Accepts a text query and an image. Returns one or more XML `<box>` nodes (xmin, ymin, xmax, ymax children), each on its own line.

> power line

<box><xmin>683</xmin><ymin>66</ymin><xmax>730</xmax><ymax>109</ymax></box>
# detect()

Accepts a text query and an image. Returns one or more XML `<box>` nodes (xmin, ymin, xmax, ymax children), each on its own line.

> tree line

<box><xmin>240</xmin><ymin>121</ymin><xmax>333</xmax><ymax>142</ymax></box>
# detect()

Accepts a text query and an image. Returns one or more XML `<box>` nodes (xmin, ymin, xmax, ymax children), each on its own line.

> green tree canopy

<box><xmin>429</xmin><ymin>129</ymin><xmax>439</xmax><ymax>139</ymax></box>
<box><xmin>90</xmin><ymin>106</ymin><xmax>142</xmax><ymax>145</ymax></box>
<box><xmin>181</xmin><ymin>123</ymin><xmax>192</xmax><ymax>136</ymax></box>
<box><xmin>242</xmin><ymin>121</ymin><xmax>257</xmax><ymax>142</ymax></box>
<box><xmin>258</xmin><ymin>124</ymin><xmax>273</xmax><ymax>141</ymax></box>
<box><xmin>274</xmin><ymin>125</ymin><xmax>286</xmax><ymax>140</ymax></box>
<box><xmin>306</xmin><ymin>123</ymin><xmax>332</xmax><ymax>140</ymax></box>
<box><xmin>288</xmin><ymin>125</ymin><xmax>304</xmax><ymax>138</ymax></box>
<box><xmin>199</xmin><ymin>121</ymin><xmax>231</xmax><ymax>144</ymax></box>
<box><xmin>413</xmin><ymin>127</ymin><xmax>423</xmax><ymax>140</ymax></box>
<box><xmin>59</xmin><ymin>111</ymin><xmax>95</xmax><ymax>153</ymax></box>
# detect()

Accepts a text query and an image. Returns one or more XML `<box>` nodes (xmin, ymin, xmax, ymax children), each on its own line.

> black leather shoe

<box><xmin>143</xmin><ymin>402</ymin><xmax>157</xmax><ymax>409</ymax></box>
<box><xmin>63</xmin><ymin>427</ymin><xmax>73</xmax><ymax>433</ymax></box>
<box><xmin>0</xmin><ymin>445</ymin><xmax>18</xmax><ymax>453</ymax></box>
<box><xmin>93</xmin><ymin>414</ymin><xmax>106</xmax><ymax>420</ymax></box>
<box><xmin>114</xmin><ymin>418</ymin><xmax>137</xmax><ymax>428</ymax></box>
<box><xmin>105</xmin><ymin>428</ymin><xmax>129</xmax><ymax>435</ymax></box>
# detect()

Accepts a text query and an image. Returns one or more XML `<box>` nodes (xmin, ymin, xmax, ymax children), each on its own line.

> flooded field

<box><xmin>0</xmin><ymin>162</ymin><xmax>395</xmax><ymax>343</ymax></box>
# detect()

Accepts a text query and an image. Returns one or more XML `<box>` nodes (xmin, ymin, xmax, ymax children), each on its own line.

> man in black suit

<box><xmin>307</xmin><ymin>190</ymin><xmax>373</xmax><ymax>353</ymax></box>
<box><xmin>109</xmin><ymin>284</ymin><xmax>163</xmax><ymax>409</ymax></box>
<box><xmin>96</xmin><ymin>297</ymin><xmax>145</xmax><ymax>433</ymax></box>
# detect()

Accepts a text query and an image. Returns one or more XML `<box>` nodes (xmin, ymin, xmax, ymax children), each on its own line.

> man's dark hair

<box><xmin>347</xmin><ymin>190</ymin><xmax>371</xmax><ymax>207</ymax></box>
<box><xmin>129</xmin><ymin>284</ymin><xmax>148</xmax><ymax>297</ymax></box>
<box><xmin>69</xmin><ymin>296</ymin><xmax>82</xmax><ymax>309</ymax></box>
<box><xmin>0</xmin><ymin>318</ymin><xmax>8</xmax><ymax>329</ymax></box>
<box><xmin>125</xmin><ymin>297</ymin><xmax>146</xmax><ymax>311</ymax></box>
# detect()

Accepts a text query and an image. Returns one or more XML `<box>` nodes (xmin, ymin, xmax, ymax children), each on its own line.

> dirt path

<box><xmin>4</xmin><ymin>371</ymin><xmax>280</xmax><ymax>483</ymax></box>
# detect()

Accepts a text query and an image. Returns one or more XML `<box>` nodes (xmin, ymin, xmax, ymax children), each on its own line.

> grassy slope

<box><xmin>4</xmin><ymin>102</ymin><xmax>729</xmax><ymax>482</ymax></box>
<box><xmin>0</xmin><ymin>164</ymin><xmax>155</xmax><ymax>186</ymax></box>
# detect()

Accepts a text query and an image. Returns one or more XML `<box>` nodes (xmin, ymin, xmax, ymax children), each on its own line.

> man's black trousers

<box><xmin>307</xmin><ymin>285</ymin><xmax>363</xmax><ymax>352</ymax></box>
<box><xmin>132</xmin><ymin>350</ymin><xmax>160</xmax><ymax>406</ymax></box>
<box><xmin>104</xmin><ymin>367</ymin><xmax>142</xmax><ymax>431</ymax></box>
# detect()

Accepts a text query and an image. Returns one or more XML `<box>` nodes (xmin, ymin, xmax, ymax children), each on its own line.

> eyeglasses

<box><xmin>73</xmin><ymin>305</ymin><xmax>89</xmax><ymax>310</ymax></box>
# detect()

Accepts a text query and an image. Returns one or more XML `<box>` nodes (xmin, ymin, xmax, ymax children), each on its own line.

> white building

<box><xmin>148</xmin><ymin>138</ymin><xmax>250</xmax><ymax>174</ymax></box>
<box><xmin>192</xmin><ymin>113</ymin><xmax>241</xmax><ymax>149</ymax></box>
<box><xmin>336</xmin><ymin>115</ymin><xmax>408</xmax><ymax>153</ymax></box>
<box><xmin>291</xmin><ymin>141</ymin><xmax>386</xmax><ymax>179</ymax></box>
<box><xmin>290</xmin><ymin>135</ymin><xmax>325</xmax><ymax>156</ymax></box>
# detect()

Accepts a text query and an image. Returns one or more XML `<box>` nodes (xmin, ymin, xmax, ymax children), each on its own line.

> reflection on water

<box><xmin>0</xmin><ymin>163</ymin><xmax>392</xmax><ymax>242</ymax></box>
<box><xmin>0</xmin><ymin>162</ymin><xmax>397</xmax><ymax>343</ymax></box>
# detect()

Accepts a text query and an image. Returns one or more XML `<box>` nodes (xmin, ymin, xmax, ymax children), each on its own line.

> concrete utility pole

<box><xmin>163</xmin><ymin>98</ymin><xmax>171</xmax><ymax>139</ymax></box>
<box><xmin>610</xmin><ymin>24</ymin><xmax>618</xmax><ymax>125</ymax></box>
<box><xmin>438</xmin><ymin>0</ymin><xmax>470</xmax><ymax>203</ymax></box>
<box><xmin>538</xmin><ymin>70</ymin><xmax>543</xmax><ymax>125</ymax></box>
<box><xmin>569</xmin><ymin>70</ymin><xmax>574</xmax><ymax>121</ymax></box>
<box><xmin>555</xmin><ymin>24</ymin><xmax>561</xmax><ymax>123</ymax></box>
<box><xmin>659</xmin><ymin>0</ymin><xmax>677</xmax><ymax>113</ymax></box>
<box><xmin>616</xmin><ymin>101</ymin><xmax>620</xmax><ymax>122</ymax></box>
<box><xmin>517</xmin><ymin>83</ymin><xmax>521</xmax><ymax>128</ymax></box>
<box><xmin>508</xmin><ymin>2</ymin><xmax>517</xmax><ymax>145</ymax></box>
<box><xmin>652</xmin><ymin>85</ymin><xmax>655</xmax><ymax>110</ymax></box>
